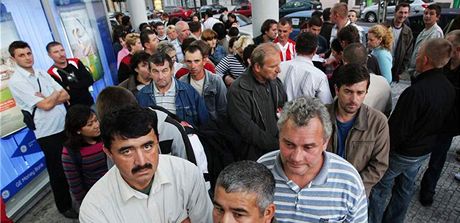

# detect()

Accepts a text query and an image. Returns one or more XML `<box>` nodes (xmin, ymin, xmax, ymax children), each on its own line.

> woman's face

<box><xmin>206</xmin><ymin>38</ymin><xmax>217</xmax><ymax>49</ymax></box>
<box><xmin>367</xmin><ymin>33</ymin><xmax>382</xmax><ymax>49</ymax></box>
<box><xmin>192</xmin><ymin>15</ymin><xmax>200</xmax><ymax>22</ymax></box>
<box><xmin>131</xmin><ymin>38</ymin><xmax>143</xmax><ymax>53</ymax></box>
<box><xmin>79</xmin><ymin>113</ymin><xmax>100</xmax><ymax>138</ymax></box>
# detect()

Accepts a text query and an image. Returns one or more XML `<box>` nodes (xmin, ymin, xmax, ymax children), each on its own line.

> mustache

<box><xmin>131</xmin><ymin>163</ymin><xmax>153</xmax><ymax>174</ymax></box>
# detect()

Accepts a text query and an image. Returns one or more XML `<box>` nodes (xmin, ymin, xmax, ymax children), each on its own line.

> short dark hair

<box><xmin>95</xmin><ymin>86</ymin><xmax>138</xmax><ymax>121</ymax></box>
<box><xmin>8</xmin><ymin>40</ymin><xmax>30</xmax><ymax>57</ymax></box>
<box><xmin>155</xmin><ymin>22</ymin><xmax>164</xmax><ymax>28</ymax></box>
<box><xmin>312</xmin><ymin>10</ymin><xmax>323</xmax><ymax>18</ymax></box>
<box><xmin>112</xmin><ymin>27</ymin><xmax>128</xmax><ymax>44</ymax></box>
<box><xmin>189</xmin><ymin>21</ymin><xmax>202</xmax><ymax>33</ymax></box>
<box><xmin>186</xmin><ymin>43</ymin><xmax>205</xmax><ymax>57</ymax></box>
<box><xmin>228</xmin><ymin>27</ymin><xmax>239</xmax><ymax>37</ymax></box>
<box><xmin>191</xmin><ymin>40</ymin><xmax>210</xmax><ymax>56</ymax></box>
<box><xmin>205</xmin><ymin>9</ymin><xmax>213</xmax><ymax>18</ymax></box>
<box><xmin>150</xmin><ymin>52</ymin><xmax>173</xmax><ymax>69</ymax></box>
<box><xmin>395</xmin><ymin>2</ymin><xmax>410</xmax><ymax>13</ymax></box>
<box><xmin>130</xmin><ymin>51</ymin><xmax>152</xmax><ymax>72</ymax></box>
<box><xmin>337</xmin><ymin>25</ymin><xmax>360</xmax><ymax>44</ymax></box>
<box><xmin>308</xmin><ymin>15</ymin><xmax>323</xmax><ymax>27</ymax></box>
<box><xmin>323</xmin><ymin>8</ymin><xmax>331</xmax><ymax>21</ymax></box>
<box><xmin>115</xmin><ymin>13</ymin><xmax>124</xmax><ymax>21</ymax></box>
<box><xmin>121</xmin><ymin>16</ymin><xmax>131</xmax><ymax>26</ymax></box>
<box><xmin>331</xmin><ymin>38</ymin><xmax>343</xmax><ymax>53</ymax></box>
<box><xmin>100</xmin><ymin>105</ymin><xmax>158</xmax><ymax>151</ymax></box>
<box><xmin>343</xmin><ymin>43</ymin><xmax>368</xmax><ymax>65</ymax></box>
<box><xmin>140</xmin><ymin>29</ymin><xmax>156</xmax><ymax>47</ymax></box>
<box><xmin>295</xmin><ymin>32</ymin><xmax>318</xmax><ymax>55</ymax></box>
<box><xmin>278</xmin><ymin>17</ymin><xmax>292</xmax><ymax>27</ymax></box>
<box><xmin>215</xmin><ymin>160</ymin><xmax>275</xmax><ymax>215</ymax></box>
<box><xmin>348</xmin><ymin>9</ymin><xmax>357</xmax><ymax>14</ymax></box>
<box><xmin>45</xmin><ymin>41</ymin><xmax>62</xmax><ymax>52</ymax></box>
<box><xmin>228</xmin><ymin>36</ymin><xmax>239</xmax><ymax>51</ymax></box>
<box><xmin>242</xmin><ymin>44</ymin><xmax>256</xmax><ymax>67</ymax></box>
<box><xmin>427</xmin><ymin>4</ymin><xmax>441</xmax><ymax>16</ymax></box>
<box><xmin>212</xmin><ymin>23</ymin><xmax>227</xmax><ymax>40</ymax></box>
<box><xmin>139</xmin><ymin>22</ymin><xmax>151</xmax><ymax>32</ymax></box>
<box><xmin>335</xmin><ymin>64</ymin><xmax>370</xmax><ymax>89</ymax></box>
<box><xmin>181</xmin><ymin>37</ymin><xmax>196</xmax><ymax>54</ymax></box>
<box><xmin>260</xmin><ymin>19</ymin><xmax>278</xmax><ymax>34</ymax></box>
<box><xmin>64</xmin><ymin>105</ymin><xmax>100</xmax><ymax>151</ymax></box>
<box><xmin>227</xmin><ymin>13</ymin><xmax>237</xmax><ymax>21</ymax></box>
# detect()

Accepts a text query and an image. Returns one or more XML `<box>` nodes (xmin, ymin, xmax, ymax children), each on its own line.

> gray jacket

<box><xmin>388</xmin><ymin>21</ymin><xmax>413</xmax><ymax>82</ymax></box>
<box><xmin>179</xmin><ymin>70</ymin><xmax>227</xmax><ymax>121</ymax></box>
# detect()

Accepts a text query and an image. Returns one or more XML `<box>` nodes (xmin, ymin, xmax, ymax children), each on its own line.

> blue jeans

<box><xmin>368</xmin><ymin>152</ymin><xmax>429</xmax><ymax>223</ymax></box>
<box><xmin>420</xmin><ymin>135</ymin><xmax>453</xmax><ymax>196</ymax></box>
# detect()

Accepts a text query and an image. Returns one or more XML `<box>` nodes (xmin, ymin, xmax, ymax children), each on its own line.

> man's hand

<box><xmin>224</xmin><ymin>75</ymin><xmax>235</xmax><ymax>86</ymax></box>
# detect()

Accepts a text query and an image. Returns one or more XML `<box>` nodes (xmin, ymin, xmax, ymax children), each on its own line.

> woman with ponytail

<box><xmin>368</xmin><ymin>24</ymin><xmax>394</xmax><ymax>83</ymax></box>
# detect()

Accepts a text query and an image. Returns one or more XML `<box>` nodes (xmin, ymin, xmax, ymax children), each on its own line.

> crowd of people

<box><xmin>5</xmin><ymin>2</ymin><xmax>460</xmax><ymax>223</ymax></box>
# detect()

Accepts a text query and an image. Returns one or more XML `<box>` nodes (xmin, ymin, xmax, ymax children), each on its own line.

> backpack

<box><xmin>184</xmin><ymin>116</ymin><xmax>238</xmax><ymax>191</ymax></box>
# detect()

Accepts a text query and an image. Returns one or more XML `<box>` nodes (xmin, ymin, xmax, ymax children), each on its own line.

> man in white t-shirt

<box><xmin>202</xmin><ymin>9</ymin><xmax>222</xmax><ymax>30</ymax></box>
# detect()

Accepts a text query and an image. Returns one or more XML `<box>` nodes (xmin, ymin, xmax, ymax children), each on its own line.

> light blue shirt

<box><xmin>258</xmin><ymin>151</ymin><xmax>368</xmax><ymax>223</ymax></box>
<box><xmin>371</xmin><ymin>47</ymin><xmax>393</xmax><ymax>83</ymax></box>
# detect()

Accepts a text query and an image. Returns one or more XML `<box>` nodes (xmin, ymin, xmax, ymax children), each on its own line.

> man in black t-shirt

<box><xmin>46</xmin><ymin>41</ymin><xmax>94</xmax><ymax>107</ymax></box>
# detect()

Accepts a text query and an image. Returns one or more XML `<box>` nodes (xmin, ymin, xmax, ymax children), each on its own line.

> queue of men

<box><xmin>6</xmin><ymin>2</ymin><xmax>460</xmax><ymax>223</ymax></box>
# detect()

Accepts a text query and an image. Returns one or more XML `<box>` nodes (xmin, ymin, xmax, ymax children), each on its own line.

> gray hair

<box><xmin>156</xmin><ymin>41</ymin><xmax>175</xmax><ymax>55</ymax></box>
<box><xmin>446</xmin><ymin>29</ymin><xmax>460</xmax><ymax>47</ymax></box>
<box><xmin>250</xmin><ymin>42</ymin><xmax>280</xmax><ymax>68</ymax></box>
<box><xmin>215</xmin><ymin>160</ymin><xmax>275</xmax><ymax>215</ymax></box>
<box><xmin>423</xmin><ymin>38</ymin><xmax>453</xmax><ymax>68</ymax></box>
<box><xmin>277</xmin><ymin>97</ymin><xmax>332</xmax><ymax>141</ymax></box>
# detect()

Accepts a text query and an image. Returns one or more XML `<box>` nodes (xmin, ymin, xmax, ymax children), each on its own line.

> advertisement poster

<box><xmin>60</xmin><ymin>8</ymin><xmax>103</xmax><ymax>81</ymax></box>
<box><xmin>0</xmin><ymin>12</ymin><xmax>26</xmax><ymax>137</ymax></box>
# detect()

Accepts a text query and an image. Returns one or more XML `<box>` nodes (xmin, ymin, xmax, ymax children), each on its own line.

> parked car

<box><xmin>234</xmin><ymin>13</ymin><xmax>253</xmax><ymax>37</ymax></box>
<box><xmin>231</xmin><ymin>3</ymin><xmax>252</xmax><ymax>17</ymax></box>
<box><xmin>360</xmin><ymin>0</ymin><xmax>433</xmax><ymax>23</ymax></box>
<box><xmin>214</xmin><ymin>13</ymin><xmax>253</xmax><ymax>36</ymax></box>
<box><xmin>199</xmin><ymin>4</ymin><xmax>227</xmax><ymax>15</ymax></box>
<box><xmin>282</xmin><ymin>10</ymin><xmax>317</xmax><ymax>39</ymax></box>
<box><xmin>406</xmin><ymin>8</ymin><xmax>460</xmax><ymax>39</ymax></box>
<box><xmin>279</xmin><ymin>0</ymin><xmax>322</xmax><ymax>18</ymax></box>
<box><xmin>164</xmin><ymin>6</ymin><xmax>193</xmax><ymax>20</ymax></box>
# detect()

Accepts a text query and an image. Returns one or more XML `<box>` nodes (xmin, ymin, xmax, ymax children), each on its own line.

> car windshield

<box><xmin>164</xmin><ymin>7</ymin><xmax>176</xmax><ymax>13</ymax></box>
<box><xmin>236</xmin><ymin>14</ymin><xmax>252</xmax><ymax>26</ymax></box>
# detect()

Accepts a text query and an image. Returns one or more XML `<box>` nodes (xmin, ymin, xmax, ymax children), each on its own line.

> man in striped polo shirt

<box><xmin>258</xmin><ymin>97</ymin><xmax>368</xmax><ymax>223</ymax></box>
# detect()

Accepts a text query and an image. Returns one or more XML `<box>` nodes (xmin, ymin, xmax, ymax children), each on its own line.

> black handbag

<box><xmin>21</xmin><ymin>78</ymin><xmax>41</xmax><ymax>130</ymax></box>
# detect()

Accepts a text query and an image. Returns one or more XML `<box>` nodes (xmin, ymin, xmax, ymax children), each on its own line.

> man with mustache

<box><xmin>137</xmin><ymin>52</ymin><xmax>209</xmax><ymax>127</ymax></box>
<box><xmin>326</xmin><ymin>64</ymin><xmax>390</xmax><ymax>197</ymax></box>
<box><xmin>46</xmin><ymin>41</ymin><xmax>94</xmax><ymax>107</ymax></box>
<box><xmin>79</xmin><ymin>105</ymin><xmax>213</xmax><ymax>222</ymax></box>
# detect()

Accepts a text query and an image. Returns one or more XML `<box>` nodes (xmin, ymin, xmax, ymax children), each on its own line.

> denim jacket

<box><xmin>209</xmin><ymin>44</ymin><xmax>227</xmax><ymax>65</ymax></box>
<box><xmin>137</xmin><ymin>79</ymin><xmax>209</xmax><ymax>127</ymax></box>
<box><xmin>179</xmin><ymin>70</ymin><xmax>227</xmax><ymax>121</ymax></box>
